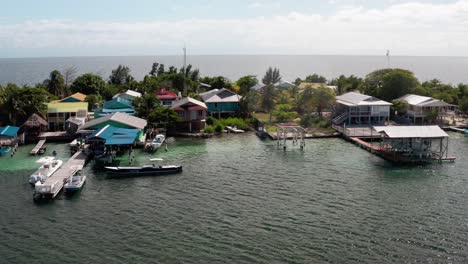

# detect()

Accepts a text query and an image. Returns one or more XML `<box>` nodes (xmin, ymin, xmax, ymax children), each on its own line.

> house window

<box><xmin>198</xmin><ymin>110</ymin><xmax>203</xmax><ymax>117</ymax></box>
<box><xmin>178</xmin><ymin>111</ymin><xmax>185</xmax><ymax>119</ymax></box>
<box><xmin>214</xmin><ymin>103</ymin><xmax>218</xmax><ymax>109</ymax></box>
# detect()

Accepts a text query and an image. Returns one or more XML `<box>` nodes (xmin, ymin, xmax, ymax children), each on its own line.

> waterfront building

<box><xmin>0</xmin><ymin>126</ymin><xmax>20</xmax><ymax>146</ymax></box>
<box><xmin>171</xmin><ymin>97</ymin><xmax>207</xmax><ymax>132</ymax></box>
<box><xmin>87</xmin><ymin>124</ymin><xmax>139</xmax><ymax>147</ymax></box>
<box><xmin>397</xmin><ymin>94</ymin><xmax>457</xmax><ymax>124</ymax></box>
<box><xmin>333</xmin><ymin>92</ymin><xmax>392</xmax><ymax>125</ymax></box>
<box><xmin>93</xmin><ymin>97</ymin><xmax>135</xmax><ymax>118</ymax></box>
<box><xmin>47</xmin><ymin>101</ymin><xmax>88</xmax><ymax>131</ymax></box>
<box><xmin>79</xmin><ymin>112</ymin><xmax>147</xmax><ymax>143</ymax></box>
<box><xmin>372</xmin><ymin>125</ymin><xmax>452</xmax><ymax>163</ymax></box>
<box><xmin>200</xmin><ymin>88</ymin><xmax>242</xmax><ymax>117</ymax></box>
<box><xmin>21</xmin><ymin>114</ymin><xmax>48</xmax><ymax>138</ymax></box>
<box><xmin>112</xmin><ymin>89</ymin><xmax>142</xmax><ymax>101</ymax></box>
<box><xmin>155</xmin><ymin>89</ymin><xmax>179</xmax><ymax>107</ymax></box>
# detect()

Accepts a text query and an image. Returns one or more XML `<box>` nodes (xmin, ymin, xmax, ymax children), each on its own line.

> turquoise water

<box><xmin>0</xmin><ymin>133</ymin><xmax>467</xmax><ymax>263</ymax></box>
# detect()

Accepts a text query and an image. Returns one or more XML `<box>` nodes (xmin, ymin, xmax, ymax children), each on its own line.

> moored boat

<box><xmin>105</xmin><ymin>164</ymin><xmax>182</xmax><ymax>176</ymax></box>
<box><xmin>29</xmin><ymin>159</ymin><xmax>64</xmax><ymax>185</ymax></box>
<box><xmin>226</xmin><ymin>126</ymin><xmax>245</xmax><ymax>133</ymax></box>
<box><xmin>64</xmin><ymin>170</ymin><xmax>86</xmax><ymax>193</ymax></box>
<box><xmin>0</xmin><ymin>146</ymin><xmax>12</xmax><ymax>156</ymax></box>
<box><xmin>146</xmin><ymin>134</ymin><xmax>165</xmax><ymax>152</ymax></box>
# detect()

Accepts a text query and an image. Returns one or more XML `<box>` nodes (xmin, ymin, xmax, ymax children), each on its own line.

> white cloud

<box><xmin>1</xmin><ymin>1</ymin><xmax>468</xmax><ymax>56</ymax></box>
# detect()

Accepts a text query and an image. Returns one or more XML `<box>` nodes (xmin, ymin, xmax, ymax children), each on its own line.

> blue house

<box><xmin>94</xmin><ymin>97</ymin><xmax>136</xmax><ymax>118</ymax></box>
<box><xmin>199</xmin><ymin>88</ymin><xmax>242</xmax><ymax>117</ymax></box>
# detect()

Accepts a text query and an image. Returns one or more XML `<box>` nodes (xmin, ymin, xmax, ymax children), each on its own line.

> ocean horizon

<box><xmin>1</xmin><ymin>54</ymin><xmax>468</xmax><ymax>86</ymax></box>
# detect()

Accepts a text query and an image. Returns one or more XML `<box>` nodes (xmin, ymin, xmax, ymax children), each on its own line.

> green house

<box><xmin>200</xmin><ymin>88</ymin><xmax>242</xmax><ymax>117</ymax></box>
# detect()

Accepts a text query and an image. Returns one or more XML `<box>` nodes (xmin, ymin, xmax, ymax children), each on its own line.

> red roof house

<box><xmin>155</xmin><ymin>89</ymin><xmax>179</xmax><ymax>106</ymax></box>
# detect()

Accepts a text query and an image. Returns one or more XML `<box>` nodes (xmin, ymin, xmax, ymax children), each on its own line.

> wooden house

<box><xmin>334</xmin><ymin>92</ymin><xmax>392</xmax><ymax>125</ymax></box>
<box><xmin>199</xmin><ymin>88</ymin><xmax>242</xmax><ymax>117</ymax></box>
<box><xmin>171</xmin><ymin>97</ymin><xmax>207</xmax><ymax>132</ymax></box>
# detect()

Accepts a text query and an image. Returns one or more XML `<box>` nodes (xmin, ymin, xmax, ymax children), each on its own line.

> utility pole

<box><xmin>386</xmin><ymin>50</ymin><xmax>390</xmax><ymax>68</ymax></box>
<box><xmin>183</xmin><ymin>44</ymin><xmax>187</xmax><ymax>70</ymax></box>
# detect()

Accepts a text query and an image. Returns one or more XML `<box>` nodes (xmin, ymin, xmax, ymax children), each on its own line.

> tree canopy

<box><xmin>262</xmin><ymin>67</ymin><xmax>281</xmax><ymax>85</ymax></box>
<box><xmin>71</xmin><ymin>73</ymin><xmax>107</xmax><ymax>95</ymax></box>
<box><xmin>43</xmin><ymin>70</ymin><xmax>65</xmax><ymax>97</ymax></box>
<box><xmin>236</xmin><ymin>75</ymin><xmax>258</xmax><ymax>96</ymax></box>
<box><xmin>362</xmin><ymin>68</ymin><xmax>419</xmax><ymax>101</ymax></box>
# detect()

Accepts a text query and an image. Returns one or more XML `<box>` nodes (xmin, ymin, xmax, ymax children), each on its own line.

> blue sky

<box><xmin>1</xmin><ymin>0</ymin><xmax>466</xmax><ymax>57</ymax></box>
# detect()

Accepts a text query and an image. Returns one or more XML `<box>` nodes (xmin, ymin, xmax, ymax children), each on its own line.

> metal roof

<box><xmin>60</xmin><ymin>92</ymin><xmax>87</xmax><ymax>102</ymax></box>
<box><xmin>200</xmin><ymin>88</ymin><xmax>242</xmax><ymax>103</ymax></box>
<box><xmin>336</xmin><ymin>92</ymin><xmax>392</xmax><ymax>106</ymax></box>
<box><xmin>373</xmin><ymin>126</ymin><xmax>448</xmax><ymax>138</ymax></box>
<box><xmin>397</xmin><ymin>94</ymin><xmax>455</xmax><ymax>107</ymax></box>
<box><xmin>171</xmin><ymin>97</ymin><xmax>207</xmax><ymax>110</ymax></box>
<box><xmin>80</xmin><ymin>112</ymin><xmax>147</xmax><ymax>130</ymax></box>
<box><xmin>113</xmin><ymin>90</ymin><xmax>141</xmax><ymax>100</ymax></box>
<box><xmin>0</xmin><ymin>126</ymin><xmax>19</xmax><ymax>137</ymax></box>
<box><xmin>103</xmin><ymin>97</ymin><xmax>133</xmax><ymax>109</ymax></box>
<box><xmin>88</xmin><ymin>125</ymin><xmax>138</xmax><ymax>145</ymax></box>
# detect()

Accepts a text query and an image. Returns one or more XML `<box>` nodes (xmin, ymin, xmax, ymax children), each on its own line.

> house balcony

<box><xmin>349</xmin><ymin>111</ymin><xmax>389</xmax><ymax>117</ymax></box>
<box><xmin>407</xmin><ymin>110</ymin><xmax>456</xmax><ymax>117</ymax></box>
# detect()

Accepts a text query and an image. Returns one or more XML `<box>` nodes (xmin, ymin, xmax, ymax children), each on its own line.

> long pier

<box><xmin>30</xmin><ymin>139</ymin><xmax>46</xmax><ymax>155</ymax></box>
<box><xmin>34</xmin><ymin>148</ymin><xmax>88</xmax><ymax>200</ymax></box>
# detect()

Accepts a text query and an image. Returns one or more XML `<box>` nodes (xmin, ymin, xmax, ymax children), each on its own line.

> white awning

<box><xmin>373</xmin><ymin>126</ymin><xmax>448</xmax><ymax>138</ymax></box>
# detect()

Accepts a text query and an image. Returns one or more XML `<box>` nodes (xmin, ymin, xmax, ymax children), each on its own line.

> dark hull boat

<box><xmin>105</xmin><ymin>165</ymin><xmax>182</xmax><ymax>176</ymax></box>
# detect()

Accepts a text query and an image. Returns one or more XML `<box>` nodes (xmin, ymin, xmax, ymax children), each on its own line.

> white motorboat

<box><xmin>226</xmin><ymin>126</ymin><xmax>245</xmax><ymax>133</ymax></box>
<box><xmin>29</xmin><ymin>159</ymin><xmax>63</xmax><ymax>185</ymax></box>
<box><xmin>36</xmin><ymin>156</ymin><xmax>55</xmax><ymax>164</ymax></box>
<box><xmin>150</xmin><ymin>134</ymin><xmax>166</xmax><ymax>150</ymax></box>
<box><xmin>64</xmin><ymin>169</ymin><xmax>86</xmax><ymax>193</ymax></box>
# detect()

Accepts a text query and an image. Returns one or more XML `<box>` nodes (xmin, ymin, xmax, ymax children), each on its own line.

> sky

<box><xmin>1</xmin><ymin>0</ymin><xmax>467</xmax><ymax>58</ymax></box>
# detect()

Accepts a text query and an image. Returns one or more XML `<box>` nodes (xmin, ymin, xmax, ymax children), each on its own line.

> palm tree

<box><xmin>133</xmin><ymin>94</ymin><xmax>160</xmax><ymax>120</ymax></box>
<box><xmin>44</xmin><ymin>70</ymin><xmax>65</xmax><ymax>97</ymax></box>
<box><xmin>262</xmin><ymin>67</ymin><xmax>281</xmax><ymax>85</ymax></box>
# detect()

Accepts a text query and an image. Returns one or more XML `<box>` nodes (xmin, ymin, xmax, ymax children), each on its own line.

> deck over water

<box><xmin>41</xmin><ymin>148</ymin><xmax>88</xmax><ymax>198</ymax></box>
<box><xmin>30</xmin><ymin>139</ymin><xmax>46</xmax><ymax>154</ymax></box>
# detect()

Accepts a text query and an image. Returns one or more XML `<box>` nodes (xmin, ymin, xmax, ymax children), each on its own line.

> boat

<box><xmin>256</xmin><ymin>126</ymin><xmax>269</xmax><ymax>139</ymax></box>
<box><xmin>29</xmin><ymin>159</ymin><xmax>64</xmax><ymax>185</ymax></box>
<box><xmin>145</xmin><ymin>134</ymin><xmax>166</xmax><ymax>152</ymax></box>
<box><xmin>0</xmin><ymin>146</ymin><xmax>12</xmax><ymax>156</ymax></box>
<box><xmin>36</xmin><ymin>156</ymin><xmax>55</xmax><ymax>164</ymax></box>
<box><xmin>105</xmin><ymin>164</ymin><xmax>182</xmax><ymax>176</ymax></box>
<box><xmin>64</xmin><ymin>169</ymin><xmax>86</xmax><ymax>193</ymax></box>
<box><xmin>226</xmin><ymin>126</ymin><xmax>245</xmax><ymax>133</ymax></box>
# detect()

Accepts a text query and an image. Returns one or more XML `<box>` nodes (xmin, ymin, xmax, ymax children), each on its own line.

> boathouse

<box><xmin>79</xmin><ymin>112</ymin><xmax>147</xmax><ymax>143</ymax></box>
<box><xmin>372</xmin><ymin>125</ymin><xmax>452</xmax><ymax>163</ymax></box>
<box><xmin>333</xmin><ymin>92</ymin><xmax>392</xmax><ymax>125</ymax></box>
<box><xmin>397</xmin><ymin>94</ymin><xmax>457</xmax><ymax>124</ymax></box>
<box><xmin>200</xmin><ymin>88</ymin><xmax>242</xmax><ymax>117</ymax></box>
<box><xmin>21</xmin><ymin>113</ymin><xmax>48</xmax><ymax>138</ymax></box>
<box><xmin>87</xmin><ymin>125</ymin><xmax>139</xmax><ymax>146</ymax></box>
<box><xmin>0</xmin><ymin>126</ymin><xmax>20</xmax><ymax>146</ymax></box>
<box><xmin>155</xmin><ymin>89</ymin><xmax>179</xmax><ymax>107</ymax></box>
<box><xmin>171</xmin><ymin>97</ymin><xmax>207</xmax><ymax>132</ymax></box>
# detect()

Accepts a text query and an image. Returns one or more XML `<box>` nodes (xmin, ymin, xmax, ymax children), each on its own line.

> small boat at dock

<box><xmin>29</xmin><ymin>159</ymin><xmax>64</xmax><ymax>185</ymax></box>
<box><xmin>64</xmin><ymin>169</ymin><xmax>86</xmax><ymax>193</ymax></box>
<box><xmin>0</xmin><ymin>146</ymin><xmax>12</xmax><ymax>156</ymax></box>
<box><xmin>145</xmin><ymin>134</ymin><xmax>165</xmax><ymax>152</ymax></box>
<box><xmin>105</xmin><ymin>164</ymin><xmax>182</xmax><ymax>177</ymax></box>
<box><xmin>226</xmin><ymin>126</ymin><xmax>245</xmax><ymax>133</ymax></box>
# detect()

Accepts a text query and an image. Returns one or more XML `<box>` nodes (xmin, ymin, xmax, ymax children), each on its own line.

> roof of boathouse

<box><xmin>87</xmin><ymin>125</ymin><xmax>139</xmax><ymax>145</ymax></box>
<box><xmin>80</xmin><ymin>112</ymin><xmax>147</xmax><ymax>130</ymax></box>
<box><xmin>373</xmin><ymin>125</ymin><xmax>448</xmax><ymax>139</ymax></box>
<box><xmin>0</xmin><ymin>126</ymin><xmax>20</xmax><ymax>137</ymax></box>
<box><xmin>336</xmin><ymin>92</ymin><xmax>392</xmax><ymax>107</ymax></box>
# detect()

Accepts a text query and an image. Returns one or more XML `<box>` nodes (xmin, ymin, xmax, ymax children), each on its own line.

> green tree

<box><xmin>236</xmin><ymin>75</ymin><xmax>258</xmax><ymax>96</ymax></box>
<box><xmin>43</xmin><ymin>70</ymin><xmax>65</xmax><ymax>97</ymax></box>
<box><xmin>85</xmin><ymin>94</ymin><xmax>101</xmax><ymax>111</ymax></box>
<box><xmin>109</xmin><ymin>65</ymin><xmax>134</xmax><ymax>86</ymax></box>
<box><xmin>149</xmin><ymin>62</ymin><xmax>159</xmax><ymax>76</ymax></box>
<box><xmin>459</xmin><ymin>97</ymin><xmax>468</xmax><ymax>114</ymax></box>
<box><xmin>199</xmin><ymin>76</ymin><xmax>232</xmax><ymax>90</ymax></box>
<box><xmin>1</xmin><ymin>85</ymin><xmax>50</xmax><ymax>125</ymax></box>
<box><xmin>148</xmin><ymin>106</ymin><xmax>181</xmax><ymax>128</ymax></box>
<box><xmin>239</xmin><ymin>90</ymin><xmax>259</xmax><ymax>116</ymax></box>
<box><xmin>332</xmin><ymin>75</ymin><xmax>363</xmax><ymax>95</ymax></box>
<box><xmin>273</xmin><ymin>104</ymin><xmax>297</xmax><ymax>122</ymax></box>
<box><xmin>304</xmin><ymin>74</ymin><xmax>327</xmax><ymax>83</ymax></box>
<box><xmin>133</xmin><ymin>94</ymin><xmax>160</xmax><ymax>120</ymax></box>
<box><xmin>391</xmin><ymin>99</ymin><xmax>409</xmax><ymax>116</ymax></box>
<box><xmin>262</xmin><ymin>67</ymin><xmax>281</xmax><ymax>85</ymax></box>
<box><xmin>363</xmin><ymin>69</ymin><xmax>419</xmax><ymax>101</ymax></box>
<box><xmin>261</xmin><ymin>84</ymin><xmax>276</xmax><ymax>122</ymax></box>
<box><xmin>71</xmin><ymin>73</ymin><xmax>107</xmax><ymax>95</ymax></box>
<box><xmin>312</xmin><ymin>86</ymin><xmax>335</xmax><ymax>117</ymax></box>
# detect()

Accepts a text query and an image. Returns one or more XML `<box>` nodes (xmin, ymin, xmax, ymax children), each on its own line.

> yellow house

<box><xmin>47</xmin><ymin>102</ymin><xmax>88</xmax><ymax>130</ymax></box>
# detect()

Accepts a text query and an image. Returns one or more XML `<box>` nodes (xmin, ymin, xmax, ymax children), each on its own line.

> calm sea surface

<box><xmin>1</xmin><ymin>55</ymin><xmax>468</xmax><ymax>85</ymax></box>
<box><xmin>0</xmin><ymin>133</ymin><xmax>467</xmax><ymax>263</ymax></box>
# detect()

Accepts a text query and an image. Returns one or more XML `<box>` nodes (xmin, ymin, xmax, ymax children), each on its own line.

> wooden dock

<box><xmin>34</xmin><ymin>148</ymin><xmax>88</xmax><ymax>200</ymax></box>
<box><xmin>30</xmin><ymin>139</ymin><xmax>46</xmax><ymax>155</ymax></box>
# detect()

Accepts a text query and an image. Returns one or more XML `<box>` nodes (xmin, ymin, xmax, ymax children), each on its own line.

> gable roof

<box><xmin>275</xmin><ymin>81</ymin><xmax>295</xmax><ymax>89</ymax></box>
<box><xmin>88</xmin><ymin>125</ymin><xmax>139</xmax><ymax>145</ymax></box>
<box><xmin>0</xmin><ymin>126</ymin><xmax>20</xmax><ymax>137</ymax></box>
<box><xmin>200</xmin><ymin>88</ymin><xmax>242</xmax><ymax>103</ymax></box>
<box><xmin>172</xmin><ymin>97</ymin><xmax>207</xmax><ymax>110</ymax></box>
<box><xmin>80</xmin><ymin>112</ymin><xmax>147</xmax><ymax>130</ymax></box>
<box><xmin>397</xmin><ymin>94</ymin><xmax>455</xmax><ymax>107</ymax></box>
<box><xmin>373</xmin><ymin>125</ymin><xmax>448</xmax><ymax>139</ymax></box>
<box><xmin>60</xmin><ymin>92</ymin><xmax>87</xmax><ymax>102</ymax></box>
<box><xmin>155</xmin><ymin>89</ymin><xmax>178</xmax><ymax>100</ymax></box>
<box><xmin>112</xmin><ymin>90</ymin><xmax>142</xmax><ymax>100</ymax></box>
<box><xmin>23</xmin><ymin>113</ymin><xmax>47</xmax><ymax>127</ymax></box>
<box><xmin>251</xmin><ymin>83</ymin><xmax>266</xmax><ymax>91</ymax></box>
<box><xmin>103</xmin><ymin>97</ymin><xmax>133</xmax><ymax>109</ymax></box>
<box><xmin>336</xmin><ymin>92</ymin><xmax>392</xmax><ymax>106</ymax></box>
